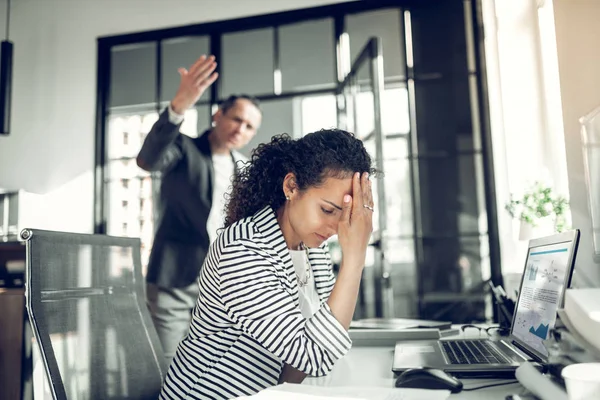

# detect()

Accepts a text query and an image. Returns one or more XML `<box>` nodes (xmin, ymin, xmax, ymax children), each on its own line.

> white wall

<box><xmin>0</xmin><ymin>0</ymin><xmax>354</xmax><ymax>233</ymax></box>
<box><xmin>553</xmin><ymin>0</ymin><xmax>600</xmax><ymax>288</ymax></box>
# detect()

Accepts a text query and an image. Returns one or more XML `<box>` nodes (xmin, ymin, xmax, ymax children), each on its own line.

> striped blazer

<box><xmin>160</xmin><ymin>206</ymin><xmax>352</xmax><ymax>400</ymax></box>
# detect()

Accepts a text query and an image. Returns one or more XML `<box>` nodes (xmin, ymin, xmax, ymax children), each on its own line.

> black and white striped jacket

<box><xmin>159</xmin><ymin>206</ymin><xmax>352</xmax><ymax>400</ymax></box>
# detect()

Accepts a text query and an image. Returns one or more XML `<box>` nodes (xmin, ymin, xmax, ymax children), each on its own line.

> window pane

<box><xmin>413</xmin><ymin>77</ymin><xmax>476</xmax><ymax>153</ymax></box>
<box><xmin>106</xmin><ymin>178</ymin><xmax>142</xmax><ymax>236</ymax></box>
<box><xmin>300</xmin><ymin>94</ymin><xmax>337</xmax><ymax>135</ymax></box>
<box><xmin>352</xmin><ymin>87</ymin><xmax>411</xmax><ymax>141</ymax></box>
<box><xmin>388</xmin><ymin>240</ymin><xmax>418</xmax><ymax>318</ymax></box>
<box><xmin>106</xmin><ymin>111</ymin><xmax>159</xmax><ymax>276</ymax></box>
<box><xmin>108</xmin><ymin>112</ymin><xmax>158</xmax><ymax>160</ymax></box>
<box><xmin>105</xmin><ymin>175</ymin><xmax>155</xmax><ymax>275</ymax></box>
<box><xmin>179</xmin><ymin>109</ymin><xmax>199</xmax><ymax>138</ymax></box>
<box><xmin>161</xmin><ymin>36</ymin><xmax>210</xmax><ymax>103</ymax></box>
<box><xmin>352</xmin><ymin>88</ymin><xmax>374</xmax><ymax>140</ymax></box>
<box><xmin>381</xmin><ymin>141</ymin><xmax>413</xmax><ymax>239</ymax></box>
<box><xmin>221</xmin><ymin>28</ymin><xmax>274</xmax><ymax>97</ymax></box>
<box><xmin>110</xmin><ymin>43</ymin><xmax>157</xmax><ymax>108</ymax></box>
<box><xmin>414</xmin><ymin>154</ymin><xmax>486</xmax><ymax>237</ymax></box>
<box><xmin>364</xmin><ymin>155</ymin><xmax>413</xmax><ymax>236</ymax></box>
<box><xmin>388</xmin><ymin>238</ymin><xmax>415</xmax><ymax>265</ymax></box>
<box><xmin>279</xmin><ymin>19</ymin><xmax>335</xmax><ymax>92</ymax></box>
<box><xmin>418</xmin><ymin>234</ymin><xmax>490</xmax><ymax>322</ymax></box>
<box><xmin>382</xmin><ymin>87</ymin><xmax>410</xmax><ymax>135</ymax></box>
<box><xmin>410</xmin><ymin>1</ymin><xmax>470</xmax><ymax>76</ymax></box>
<box><xmin>194</xmin><ymin>104</ymin><xmax>212</xmax><ymax>137</ymax></box>
<box><xmin>346</xmin><ymin>8</ymin><xmax>406</xmax><ymax>81</ymax></box>
<box><xmin>106</xmin><ymin>159</ymin><xmax>149</xmax><ymax>182</ymax></box>
<box><xmin>241</xmin><ymin>98</ymin><xmax>294</xmax><ymax>158</ymax></box>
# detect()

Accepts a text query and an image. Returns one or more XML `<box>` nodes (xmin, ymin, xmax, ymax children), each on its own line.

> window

<box><xmin>97</xmin><ymin>0</ymin><xmax>497</xmax><ymax>322</ymax></box>
<box><xmin>299</xmin><ymin>94</ymin><xmax>337</xmax><ymax>135</ymax></box>
<box><xmin>105</xmin><ymin>108</ymin><xmax>200</xmax><ymax>273</ymax></box>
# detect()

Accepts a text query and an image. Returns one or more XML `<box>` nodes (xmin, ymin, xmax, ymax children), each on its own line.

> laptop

<box><xmin>392</xmin><ymin>230</ymin><xmax>580</xmax><ymax>378</ymax></box>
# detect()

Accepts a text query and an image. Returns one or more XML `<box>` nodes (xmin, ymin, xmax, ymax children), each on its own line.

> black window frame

<box><xmin>94</xmin><ymin>0</ymin><xmax>503</xmax><ymax>321</ymax></box>
<box><xmin>95</xmin><ymin>0</ymin><xmax>414</xmax><ymax>234</ymax></box>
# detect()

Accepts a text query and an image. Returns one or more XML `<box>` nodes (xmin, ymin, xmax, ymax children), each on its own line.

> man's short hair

<box><xmin>220</xmin><ymin>94</ymin><xmax>261</xmax><ymax>114</ymax></box>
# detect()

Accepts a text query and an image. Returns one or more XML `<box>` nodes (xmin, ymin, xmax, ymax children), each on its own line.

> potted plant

<box><xmin>505</xmin><ymin>182</ymin><xmax>569</xmax><ymax>240</ymax></box>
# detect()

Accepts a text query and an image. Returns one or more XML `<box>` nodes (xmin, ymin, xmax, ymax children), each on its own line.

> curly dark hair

<box><xmin>224</xmin><ymin>128</ymin><xmax>377</xmax><ymax>227</ymax></box>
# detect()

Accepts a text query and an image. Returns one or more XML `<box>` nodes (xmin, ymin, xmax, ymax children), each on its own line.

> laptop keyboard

<box><xmin>441</xmin><ymin>340</ymin><xmax>511</xmax><ymax>365</ymax></box>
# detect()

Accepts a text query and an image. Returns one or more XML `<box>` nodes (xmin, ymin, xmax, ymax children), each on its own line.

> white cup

<box><xmin>562</xmin><ymin>363</ymin><xmax>600</xmax><ymax>400</ymax></box>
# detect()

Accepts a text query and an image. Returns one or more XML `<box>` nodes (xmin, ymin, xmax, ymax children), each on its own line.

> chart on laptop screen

<box><xmin>512</xmin><ymin>242</ymin><xmax>570</xmax><ymax>355</ymax></box>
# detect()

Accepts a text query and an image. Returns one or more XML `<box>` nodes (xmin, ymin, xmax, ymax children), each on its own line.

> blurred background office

<box><xmin>1</xmin><ymin>0</ymin><xmax>599</xmax><ymax>332</ymax></box>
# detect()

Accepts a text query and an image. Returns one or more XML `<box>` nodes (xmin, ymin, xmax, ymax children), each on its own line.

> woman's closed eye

<box><xmin>321</xmin><ymin>206</ymin><xmax>335</xmax><ymax>215</ymax></box>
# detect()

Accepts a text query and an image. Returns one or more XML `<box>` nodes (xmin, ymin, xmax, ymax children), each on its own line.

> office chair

<box><xmin>21</xmin><ymin>228</ymin><xmax>168</xmax><ymax>400</ymax></box>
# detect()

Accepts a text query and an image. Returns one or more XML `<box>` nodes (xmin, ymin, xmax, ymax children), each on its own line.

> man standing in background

<box><xmin>137</xmin><ymin>54</ymin><xmax>262</xmax><ymax>363</ymax></box>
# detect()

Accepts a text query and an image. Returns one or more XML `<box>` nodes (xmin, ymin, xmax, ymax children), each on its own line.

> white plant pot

<box><xmin>518</xmin><ymin>217</ymin><xmax>555</xmax><ymax>241</ymax></box>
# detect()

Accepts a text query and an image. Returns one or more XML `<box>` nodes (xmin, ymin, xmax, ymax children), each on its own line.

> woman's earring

<box><xmin>285</xmin><ymin>195</ymin><xmax>290</xmax><ymax>201</ymax></box>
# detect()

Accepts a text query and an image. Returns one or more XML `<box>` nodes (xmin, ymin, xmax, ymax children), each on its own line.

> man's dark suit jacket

<box><xmin>137</xmin><ymin>109</ymin><xmax>243</xmax><ymax>288</ymax></box>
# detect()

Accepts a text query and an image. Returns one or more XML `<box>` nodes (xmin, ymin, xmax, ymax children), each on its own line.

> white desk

<box><xmin>304</xmin><ymin>343</ymin><xmax>526</xmax><ymax>399</ymax></box>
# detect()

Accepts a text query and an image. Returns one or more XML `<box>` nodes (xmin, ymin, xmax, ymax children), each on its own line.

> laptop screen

<box><xmin>511</xmin><ymin>240</ymin><xmax>573</xmax><ymax>356</ymax></box>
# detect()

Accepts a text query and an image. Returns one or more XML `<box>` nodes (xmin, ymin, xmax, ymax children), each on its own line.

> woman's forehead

<box><xmin>308</xmin><ymin>176</ymin><xmax>353</xmax><ymax>196</ymax></box>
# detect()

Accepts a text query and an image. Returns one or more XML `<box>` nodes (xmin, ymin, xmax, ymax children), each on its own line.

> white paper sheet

<box><xmin>236</xmin><ymin>383</ymin><xmax>451</xmax><ymax>400</ymax></box>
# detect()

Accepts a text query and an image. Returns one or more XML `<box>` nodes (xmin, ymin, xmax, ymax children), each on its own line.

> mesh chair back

<box><xmin>21</xmin><ymin>228</ymin><xmax>167</xmax><ymax>400</ymax></box>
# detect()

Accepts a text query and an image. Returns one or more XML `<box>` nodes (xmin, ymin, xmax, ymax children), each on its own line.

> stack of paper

<box><xmin>235</xmin><ymin>383</ymin><xmax>451</xmax><ymax>400</ymax></box>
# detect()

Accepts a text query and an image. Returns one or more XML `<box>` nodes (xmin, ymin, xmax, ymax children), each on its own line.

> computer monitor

<box><xmin>510</xmin><ymin>230</ymin><xmax>580</xmax><ymax>358</ymax></box>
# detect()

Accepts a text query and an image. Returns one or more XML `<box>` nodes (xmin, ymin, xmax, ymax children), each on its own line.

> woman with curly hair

<box><xmin>160</xmin><ymin>129</ymin><xmax>376</xmax><ymax>400</ymax></box>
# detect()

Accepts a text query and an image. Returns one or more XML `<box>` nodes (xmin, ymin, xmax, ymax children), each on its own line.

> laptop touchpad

<box><xmin>397</xmin><ymin>345</ymin><xmax>435</xmax><ymax>353</ymax></box>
